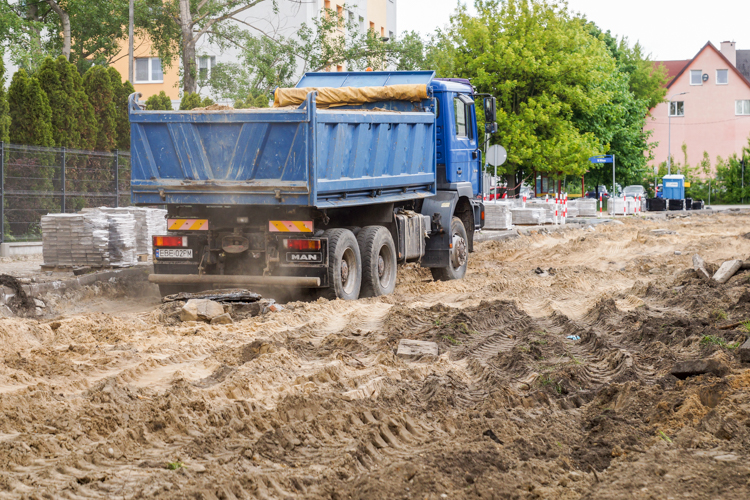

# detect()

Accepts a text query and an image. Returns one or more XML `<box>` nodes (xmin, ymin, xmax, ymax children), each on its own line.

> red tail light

<box><xmin>153</xmin><ymin>236</ymin><xmax>188</xmax><ymax>247</ymax></box>
<box><xmin>283</xmin><ymin>239</ymin><xmax>321</xmax><ymax>251</ymax></box>
<box><xmin>481</xmin><ymin>211</ymin><xmax>485</xmax><ymax>221</ymax></box>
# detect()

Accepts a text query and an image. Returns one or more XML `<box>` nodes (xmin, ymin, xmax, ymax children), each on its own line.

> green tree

<box><xmin>83</xmin><ymin>65</ymin><xmax>117</xmax><ymax>151</ymax></box>
<box><xmin>145</xmin><ymin>91</ymin><xmax>173</xmax><ymax>111</ymax></box>
<box><xmin>8</xmin><ymin>68</ymin><xmax>54</xmax><ymax>147</ymax></box>
<box><xmin>37</xmin><ymin>56</ymin><xmax>85</xmax><ymax>148</ymax></box>
<box><xmin>234</xmin><ymin>91</ymin><xmax>270</xmax><ymax>109</ymax></box>
<box><xmin>431</xmin><ymin>0</ymin><xmax>614</xmax><ymax>192</ymax></box>
<box><xmin>108</xmin><ymin>66</ymin><xmax>134</xmax><ymax>151</ymax></box>
<box><xmin>179</xmin><ymin>92</ymin><xmax>202</xmax><ymax>110</ymax></box>
<box><xmin>0</xmin><ymin>52</ymin><xmax>9</xmax><ymax>142</ymax></box>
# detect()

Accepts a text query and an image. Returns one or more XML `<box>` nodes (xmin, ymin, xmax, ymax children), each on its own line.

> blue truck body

<box><xmin>131</xmin><ymin>71</ymin><xmax>495</xmax><ymax>299</ymax></box>
<box><xmin>130</xmin><ymin>71</ymin><xmax>443</xmax><ymax>208</ymax></box>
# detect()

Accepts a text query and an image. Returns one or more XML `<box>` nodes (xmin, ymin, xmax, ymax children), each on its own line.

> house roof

<box><xmin>664</xmin><ymin>41</ymin><xmax>750</xmax><ymax>90</ymax></box>
<box><xmin>654</xmin><ymin>60</ymin><xmax>691</xmax><ymax>86</ymax></box>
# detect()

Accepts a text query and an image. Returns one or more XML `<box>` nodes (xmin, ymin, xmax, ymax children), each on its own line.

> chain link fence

<box><xmin>1</xmin><ymin>142</ymin><xmax>131</xmax><ymax>243</ymax></box>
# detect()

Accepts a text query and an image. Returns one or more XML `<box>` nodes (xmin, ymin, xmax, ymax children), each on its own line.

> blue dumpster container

<box><xmin>662</xmin><ymin>175</ymin><xmax>685</xmax><ymax>200</ymax></box>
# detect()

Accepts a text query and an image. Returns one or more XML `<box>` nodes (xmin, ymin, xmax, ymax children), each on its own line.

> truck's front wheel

<box><xmin>323</xmin><ymin>228</ymin><xmax>362</xmax><ymax>300</ymax></box>
<box><xmin>431</xmin><ymin>217</ymin><xmax>468</xmax><ymax>281</ymax></box>
<box><xmin>357</xmin><ymin>226</ymin><xmax>397</xmax><ymax>297</ymax></box>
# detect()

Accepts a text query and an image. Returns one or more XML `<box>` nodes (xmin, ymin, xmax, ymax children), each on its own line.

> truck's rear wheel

<box><xmin>322</xmin><ymin>228</ymin><xmax>362</xmax><ymax>300</ymax></box>
<box><xmin>357</xmin><ymin>226</ymin><xmax>397</xmax><ymax>297</ymax></box>
<box><xmin>431</xmin><ymin>216</ymin><xmax>468</xmax><ymax>281</ymax></box>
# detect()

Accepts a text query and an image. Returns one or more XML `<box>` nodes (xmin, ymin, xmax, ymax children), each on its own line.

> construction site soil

<box><xmin>1</xmin><ymin>211</ymin><xmax>750</xmax><ymax>499</ymax></box>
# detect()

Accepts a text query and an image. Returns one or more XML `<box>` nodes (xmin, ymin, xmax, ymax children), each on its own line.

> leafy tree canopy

<box><xmin>108</xmin><ymin>66</ymin><xmax>134</xmax><ymax>151</ymax></box>
<box><xmin>0</xmin><ymin>50</ymin><xmax>9</xmax><ymax>142</ymax></box>
<box><xmin>83</xmin><ymin>65</ymin><xmax>117</xmax><ymax>151</ymax></box>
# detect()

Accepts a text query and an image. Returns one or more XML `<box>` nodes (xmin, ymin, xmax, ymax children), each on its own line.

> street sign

<box><xmin>487</xmin><ymin>145</ymin><xmax>507</xmax><ymax>167</ymax></box>
<box><xmin>589</xmin><ymin>155</ymin><xmax>614</xmax><ymax>164</ymax></box>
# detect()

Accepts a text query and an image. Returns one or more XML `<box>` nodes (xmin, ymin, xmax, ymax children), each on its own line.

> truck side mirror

<box><xmin>483</xmin><ymin>97</ymin><xmax>496</xmax><ymax>123</ymax></box>
<box><xmin>484</xmin><ymin>96</ymin><xmax>497</xmax><ymax>134</ymax></box>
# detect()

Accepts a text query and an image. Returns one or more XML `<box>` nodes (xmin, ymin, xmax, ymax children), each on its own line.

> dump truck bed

<box><xmin>129</xmin><ymin>87</ymin><xmax>436</xmax><ymax>208</ymax></box>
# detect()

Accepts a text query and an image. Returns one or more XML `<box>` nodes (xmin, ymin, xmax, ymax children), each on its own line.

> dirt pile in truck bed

<box><xmin>0</xmin><ymin>211</ymin><xmax>750</xmax><ymax>498</ymax></box>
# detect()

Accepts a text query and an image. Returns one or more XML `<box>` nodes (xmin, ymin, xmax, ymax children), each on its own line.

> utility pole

<box><xmin>128</xmin><ymin>0</ymin><xmax>134</xmax><ymax>83</ymax></box>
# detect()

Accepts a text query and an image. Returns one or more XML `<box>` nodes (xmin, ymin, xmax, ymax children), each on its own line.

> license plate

<box><xmin>156</xmin><ymin>249</ymin><xmax>193</xmax><ymax>259</ymax></box>
<box><xmin>286</xmin><ymin>252</ymin><xmax>322</xmax><ymax>263</ymax></box>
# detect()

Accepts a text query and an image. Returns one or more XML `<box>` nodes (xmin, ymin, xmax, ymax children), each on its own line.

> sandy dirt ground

<box><xmin>1</xmin><ymin>211</ymin><xmax>750</xmax><ymax>499</ymax></box>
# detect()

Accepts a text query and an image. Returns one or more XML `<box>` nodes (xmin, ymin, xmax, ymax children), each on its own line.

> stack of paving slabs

<box><xmin>41</xmin><ymin>212</ymin><xmax>110</xmax><ymax>267</ymax></box>
<box><xmin>573</xmin><ymin>198</ymin><xmax>597</xmax><ymax>217</ymax></box>
<box><xmin>528</xmin><ymin>199</ymin><xmax>558</xmax><ymax>222</ymax></box>
<box><xmin>145</xmin><ymin>208</ymin><xmax>168</xmax><ymax>252</ymax></box>
<box><xmin>511</xmin><ymin>207</ymin><xmax>546</xmax><ymax>225</ymax></box>
<box><xmin>106</xmin><ymin>212</ymin><xmax>137</xmax><ymax>266</ymax></box>
<box><xmin>483</xmin><ymin>201</ymin><xmax>513</xmax><ymax>230</ymax></box>
<box><xmin>668</xmin><ymin>199</ymin><xmax>686</xmax><ymax>211</ymax></box>
<box><xmin>566</xmin><ymin>205</ymin><xmax>579</xmax><ymax>218</ymax></box>
<box><xmin>647</xmin><ymin>198</ymin><xmax>667</xmax><ymax>212</ymax></box>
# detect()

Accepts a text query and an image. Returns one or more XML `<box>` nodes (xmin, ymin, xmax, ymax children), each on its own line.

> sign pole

<box><xmin>612</xmin><ymin>154</ymin><xmax>616</xmax><ymax>199</ymax></box>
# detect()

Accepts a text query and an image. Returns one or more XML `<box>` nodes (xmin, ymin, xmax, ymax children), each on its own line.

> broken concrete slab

<box><xmin>397</xmin><ymin>339</ymin><xmax>439</xmax><ymax>358</ymax></box>
<box><xmin>713</xmin><ymin>260</ymin><xmax>743</xmax><ymax>284</ymax></box>
<box><xmin>164</xmin><ymin>288</ymin><xmax>261</xmax><ymax>304</ymax></box>
<box><xmin>671</xmin><ymin>359</ymin><xmax>730</xmax><ymax>379</ymax></box>
<box><xmin>210</xmin><ymin>313</ymin><xmax>233</xmax><ymax>325</ymax></box>
<box><xmin>693</xmin><ymin>254</ymin><xmax>711</xmax><ymax>279</ymax></box>
<box><xmin>180</xmin><ymin>299</ymin><xmax>225</xmax><ymax>322</ymax></box>
<box><xmin>739</xmin><ymin>338</ymin><xmax>750</xmax><ymax>363</ymax></box>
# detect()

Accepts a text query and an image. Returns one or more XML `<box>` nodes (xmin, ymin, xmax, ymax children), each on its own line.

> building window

<box><xmin>380</xmin><ymin>26</ymin><xmax>384</xmax><ymax>37</ymax></box>
<box><xmin>135</xmin><ymin>57</ymin><xmax>163</xmax><ymax>83</ymax></box>
<box><xmin>198</xmin><ymin>56</ymin><xmax>215</xmax><ymax>80</ymax></box>
<box><xmin>359</xmin><ymin>16</ymin><xmax>364</xmax><ymax>32</ymax></box>
<box><xmin>737</xmin><ymin>100</ymin><xmax>750</xmax><ymax>115</ymax></box>
<box><xmin>336</xmin><ymin>65</ymin><xmax>343</xmax><ymax>72</ymax></box>
<box><xmin>669</xmin><ymin>101</ymin><xmax>685</xmax><ymax>117</ymax></box>
<box><xmin>369</xmin><ymin>21</ymin><xmax>374</xmax><ymax>31</ymax></box>
<box><xmin>716</xmin><ymin>69</ymin><xmax>728</xmax><ymax>85</ymax></box>
<box><xmin>690</xmin><ymin>70</ymin><xmax>702</xmax><ymax>85</ymax></box>
<box><xmin>389</xmin><ymin>31</ymin><xmax>394</xmax><ymax>40</ymax></box>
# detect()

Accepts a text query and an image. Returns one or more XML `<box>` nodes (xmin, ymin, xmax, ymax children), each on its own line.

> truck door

<box><xmin>447</xmin><ymin>94</ymin><xmax>479</xmax><ymax>187</ymax></box>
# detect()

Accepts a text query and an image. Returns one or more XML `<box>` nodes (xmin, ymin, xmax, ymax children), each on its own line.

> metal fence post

<box><xmin>1</xmin><ymin>141</ymin><xmax>4</xmax><ymax>244</ymax></box>
<box><xmin>114</xmin><ymin>149</ymin><xmax>119</xmax><ymax>207</ymax></box>
<box><xmin>60</xmin><ymin>146</ymin><xmax>66</xmax><ymax>213</ymax></box>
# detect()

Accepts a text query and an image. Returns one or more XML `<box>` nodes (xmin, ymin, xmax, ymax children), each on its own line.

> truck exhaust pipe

<box><xmin>148</xmin><ymin>274</ymin><xmax>321</xmax><ymax>287</ymax></box>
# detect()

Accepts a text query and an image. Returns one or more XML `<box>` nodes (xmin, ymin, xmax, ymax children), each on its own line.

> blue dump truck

<box><xmin>129</xmin><ymin>71</ymin><xmax>497</xmax><ymax>299</ymax></box>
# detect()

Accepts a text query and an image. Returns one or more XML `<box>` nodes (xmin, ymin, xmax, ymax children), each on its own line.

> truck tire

<box><xmin>431</xmin><ymin>216</ymin><xmax>468</xmax><ymax>281</ymax></box>
<box><xmin>357</xmin><ymin>226</ymin><xmax>397</xmax><ymax>297</ymax></box>
<box><xmin>322</xmin><ymin>228</ymin><xmax>362</xmax><ymax>300</ymax></box>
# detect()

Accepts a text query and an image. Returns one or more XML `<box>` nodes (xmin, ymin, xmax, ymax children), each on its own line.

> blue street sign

<box><xmin>589</xmin><ymin>155</ymin><xmax>614</xmax><ymax>164</ymax></box>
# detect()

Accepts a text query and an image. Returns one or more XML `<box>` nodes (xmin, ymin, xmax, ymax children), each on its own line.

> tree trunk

<box><xmin>179</xmin><ymin>0</ymin><xmax>197</xmax><ymax>94</ymax></box>
<box><xmin>45</xmin><ymin>0</ymin><xmax>70</xmax><ymax>60</ymax></box>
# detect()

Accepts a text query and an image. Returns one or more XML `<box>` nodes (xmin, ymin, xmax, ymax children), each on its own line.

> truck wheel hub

<box><xmin>378</xmin><ymin>255</ymin><xmax>385</xmax><ymax>277</ymax></box>
<box><xmin>451</xmin><ymin>234</ymin><xmax>467</xmax><ymax>268</ymax></box>
<box><xmin>341</xmin><ymin>260</ymin><xmax>349</xmax><ymax>283</ymax></box>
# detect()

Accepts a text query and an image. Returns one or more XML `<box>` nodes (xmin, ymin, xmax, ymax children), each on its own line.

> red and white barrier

<box><xmin>598</xmin><ymin>193</ymin><xmax>602</xmax><ymax>218</ymax></box>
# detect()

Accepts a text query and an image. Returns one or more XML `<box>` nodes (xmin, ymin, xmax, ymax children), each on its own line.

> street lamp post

<box><xmin>667</xmin><ymin>92</ymin><xmax>688</xmax><ymax>175</ymax></box>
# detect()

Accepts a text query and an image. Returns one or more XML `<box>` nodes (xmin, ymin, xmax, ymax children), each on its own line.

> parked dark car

<box><xmin>585</xmin><ymin>185</ymin><xmax>609</xmax><ymax>199</ymax></box>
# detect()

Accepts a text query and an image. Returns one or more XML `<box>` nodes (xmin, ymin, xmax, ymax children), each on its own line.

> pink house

<box><xmin>645</xmin><ymin>41</ymin><xmax>750</xmax><ymax>174</ymax></box>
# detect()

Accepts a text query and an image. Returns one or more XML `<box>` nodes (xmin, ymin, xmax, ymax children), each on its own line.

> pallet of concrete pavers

<box><xmin>511</xmin><ymin>207</ymin><xmax>546</xmax><ymax>225</ymax></box>
<box><xmin>527</xmin><ymin>200</ymin><xmax>558</xmax><ymax>221</ymax></box>
<box><xmin>692</xmin><ymin>200</ymin><xmax>705</xmax><ymax>210</ymax></box>
<box><xmin>571</xmin><ymin>198</ymin><xmax>597</xmax><ymax>217</ymax></box>
<box><xmin>646</xmin><ymin>198</ymin><xmax>667</xmax><ymax>211</ymax></box>
<box><xmin>483</xmin><ymin>202</ymin><xmax>514</xmax><ymax>230</ymax></box>
<box><xmin>41</xmin><ymin>212</ymin><xmax>110</xmax><ymax>267</ymax></box>
<box><xmin>668</xmin><ymin>199</ymin><xmax>686</xmax><ymax>211</ymax></box>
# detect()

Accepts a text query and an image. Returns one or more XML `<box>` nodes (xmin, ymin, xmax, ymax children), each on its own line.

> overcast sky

<box><xmin>397</xmin><ymin>0</ymin><xmax>750</xmax><ymax>61</ymax></box>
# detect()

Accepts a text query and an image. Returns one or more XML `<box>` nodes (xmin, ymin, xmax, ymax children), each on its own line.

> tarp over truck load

<box><xmin>274</xmin><ymin>84</ymin><xmax>429</xmax><ymax>108</ymax></box>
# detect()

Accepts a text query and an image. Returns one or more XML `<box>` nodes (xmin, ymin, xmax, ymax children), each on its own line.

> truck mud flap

<box><xmin>419</xmin><ymin>191</ymin><xmax>458</xmax><ymax>268</ymax></box>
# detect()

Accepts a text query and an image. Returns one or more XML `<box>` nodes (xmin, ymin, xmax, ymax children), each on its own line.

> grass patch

<box><xmin>537</xmin><ymin>374</ymin><xmax>562</xmax><ymax>394</ymax></box>
<box><xmin>712</xmin><ymin>309</ymin><xmax>728</xmax><ymax>321</ymax></box>
<box><xmin>167</xmin><ymin>461</ymin><xmax>184</xmax><ymax>470</ymax></box>
<box><xmin>658</xmin><ymin>431</ymin><xmax>672</xmax><ymax>444</ymax></box>
<box><xmin>441</xmin><ymin>335</ymin><xmax>462</xmax><ymax>346</ymax></box>
<box><xmin>452</xmin><ymin>322</ymin><xmax>478</xmax><ymax>335</ymax></box>
<box><xmin>741</xmin><ymin>320</ymin><xmax>750</xmax><ymax>333</ymax></box>
<box><xmin>531</xmin><ymin>339</ymin><xmax>548</xmax><ymax>345</ymax></box>
<box><xmin>700</xmin><ymin>335</ymin><xmax>741</xmax><ymax>350</ymax></box>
